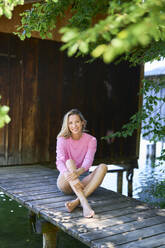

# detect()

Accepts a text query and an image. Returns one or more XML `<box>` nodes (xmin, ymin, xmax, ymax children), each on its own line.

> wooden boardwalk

<box><xmin>0</xmin><ymin>165</ymin><xmax>165</xmax><ymax>248</ymax></box>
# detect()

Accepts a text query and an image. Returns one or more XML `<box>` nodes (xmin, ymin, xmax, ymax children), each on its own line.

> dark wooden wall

<box><xmin>0</xmin><ymin>32</ymin><xmax>142</xmax><ymax>167</ymax></box>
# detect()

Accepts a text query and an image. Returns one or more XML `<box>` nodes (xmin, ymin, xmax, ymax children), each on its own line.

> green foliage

<box><xmin>139</xmin><ymin>177</ymin><xmax>165</xmax><ymax>208</ymax></box>
<box><xmin>0</xmin><ymin>96</ymin><xmax>11</xmax><ymax>128</ymax></box>
<box><xmin>0</xmin><ymin>0</ymin><xmax>24</xmax><ymax>19</ymax></box>
<box><xmin>16</xmin><ymin>0</ymin><xmax>74</xmax><ymax>40</ymax></box>
<box><xmin>153</xmin><ymin>180</ymin><xmax>165</xmax><ymax>199</ymax></box>
<box><xmin>123</xmin><ymin>41</ymin><xmax>165</xmax><ymax>66</ymax></box>
<box><xmin>14</xmin><ymin>0</ymin><xmax>165</xmax><ymax>65</ymax></box>
<box><xmin>63</xmin><ymin>0</ymin><xmax>165</xmax><ymax>64</ymax></box>
<box><xmin>151</xmin><ymin>179</ymin><xmax>165</xmax><ymax>208</ymax></box>
<box><xmin>141</xmin><ymin>78</ymin><xmax>165</xmax><ymax>142</ymax></box>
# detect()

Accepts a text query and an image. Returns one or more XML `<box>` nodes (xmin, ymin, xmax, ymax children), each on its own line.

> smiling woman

<box><xmin>68</xmin><ymin>114</ymin><xmax>84</xmax><ymax>139</ymax></box>
<box><xmin>56</xmin><ymin>109</ymin><xmax>108</xmax><ymax>218</ymax></box>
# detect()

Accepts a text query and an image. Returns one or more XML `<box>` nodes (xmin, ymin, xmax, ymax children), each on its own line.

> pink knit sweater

<box><xmin>56</xmin><ymin>133</ymin><xmax>97</xmax><ymax>174</ymax></box>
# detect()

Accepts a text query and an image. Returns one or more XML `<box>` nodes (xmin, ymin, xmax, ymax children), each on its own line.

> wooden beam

<box><xmin>42</xmin><ymin>222</ymin><xmax>59</xmax><ymax>248</ymax></box>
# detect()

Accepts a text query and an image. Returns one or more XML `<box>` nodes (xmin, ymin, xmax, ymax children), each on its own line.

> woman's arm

<box><xmin>81</xmin><ymin>137</ymin><xmax>97</xmax><ymax>172</ymax></box>
<box><xmin>56</xmin><ymin>137</ymin><xmax>68</xmax><ymax>174</ymax></box>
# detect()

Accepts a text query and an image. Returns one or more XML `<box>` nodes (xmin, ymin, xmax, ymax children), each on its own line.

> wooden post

<box><xmin>42</xmin><ymin>222</ymin><xmax>59</xmax><ymax>248</ymax></box>
<box><xmin>126</xmin><ymin>168</ymin><xmax>134</xmax><ymax>197</ymax></box>
<box><xmin>117</xmin><ymin>171</ymin><xmax>123</xmax><ymax>194</ymax></box>
<box><xmin>128</xmin><ymin>179</ymin><xmax>133</xmax><ymax>197</ymax></box>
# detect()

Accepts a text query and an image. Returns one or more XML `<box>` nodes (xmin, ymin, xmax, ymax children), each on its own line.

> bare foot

<box><xmin>65</xmin><ymin>199</ymin><xmax>79</xmax><ymax>212</ymax></box>
<box><xmin>82</xmin><ymin>203</ymin><xmax>95</xmax><ymax>218</ymax></box>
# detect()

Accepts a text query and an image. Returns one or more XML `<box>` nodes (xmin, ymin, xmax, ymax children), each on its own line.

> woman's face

<box><xmin>68</xmin><ymin>114</ymin><xmax>84</xmax><ymax>137</ymax></box>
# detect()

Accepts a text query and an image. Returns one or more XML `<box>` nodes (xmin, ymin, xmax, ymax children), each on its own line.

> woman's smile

<box><xmin>68</xmin><ymin>114</ymin><xmax>84</xmax><ymax>139</ymax></box>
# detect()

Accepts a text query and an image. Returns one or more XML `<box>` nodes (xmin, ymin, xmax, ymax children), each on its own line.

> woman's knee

<box><xmin>98</xmin><ymin>163</ymin><xmax>108</xmax><ymax>173</ymax></box>
<box><xmin>66</xmin><ymin>159</ymin><xmax>76</xmax><ymax>170</ymax></box>
<box><xmin>57</xmin><ymin>174</ymin><xmax>73</xmax><ymax>194</ymax></box>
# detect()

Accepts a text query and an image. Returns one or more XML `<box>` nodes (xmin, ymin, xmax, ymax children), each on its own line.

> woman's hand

<box><xmin>64</xmin><ymin>171</ymin><xmax>78</xmax><ymax>181</ymax></box>
<box><xmin>64</xmin><ymin>169</ymin><xmax>84</xmax><ymax>190</ymax></box>
<box><xmin>76</xmin><ymin>167</ymin><xmax>85</xmax><ymax>177</ymax></box>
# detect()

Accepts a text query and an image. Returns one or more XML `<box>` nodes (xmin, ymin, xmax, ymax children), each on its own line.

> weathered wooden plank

<box><xmin>0</xmin><ymin>171</ymin><xmax>56</xmax><ymax>179</ymax></box>
<box><xmin>115</xmin><ymin>233</ymin><xmax>165</xmax><ymax>248</ymax></box>
<box><xmin>68</xmin><ymin>207</ymin><xmax>153</xmax><ymax>232</ymax></box>
<box><xmin>28</xmin><ymin>196</ymin><xmax>138</xmax><ymax>215</ymax></box>
<box><xmin>0</xmin><ymin>170</ymin><xmax>56</xmax><ymax>177</ymax></box>
<box><xmin>0</xmin><ymin>185</ymin><xmax>59</xmax><ymax>202</ymax></box>
<box><xmin>38</xmin><ymin>207</ymin><xmax>165</xmax><ymax>247</ymax></box>
<box><xmin>0</xmin><ymin>173</ymin><xmax>57</xmax><ymax>182</ymax></box>
<box><xmin>25</xmin><ymin>192</ymin><xmax>119</xmax><ymax>207</ymax></box>
<box><xmin>0</xmin><ymin>172</ymin><xmax>56</xmax><ymax>180</ymax></box>
<box><xmin>91</xmin><ymin>223</ymin><xmax>165</xmax><ymax>247</ymax></box>
<box><xmin>18</xmin><ymin>191</ymin><xmax>63</xmax><ymax>201</ymax></box>
<box><xmin>0</xmin><ymin>179</ymin><xmax>57</xmax><ymax>190</ymax></box>
<box><xmin>19</xmin><ymin>190</ymin><xmax>125</xmax><ymax>215</ymax></box>
<box><xmin>0</xmin><ymin>189</ymin><xmax>61</xmax><ymax>208</ymax></box>
<box><xmin>0</xmin><ymin>165</ymin><xmax>56</xmax><ymax>172</ymax></box>
<box><xmin>40</xmin><ymin>201</ymin><xmax>149</xmax><ymax>222</ymax></box>
<box><xmin>0</xmin><ymin>177</ymin><xmax>56</xmax><ymax>187</ymax></box>
<box><xmin>0</xmin><ymin>168</ymin><xmax>57</xmax><ymax>176</ymax></box>
<box><xmin>26</xmin><ymin>194</ymin><xmax>75</xmax><ymax>206</ymax></box>
<box><xmin>19</xmin><ymin>191</ymin><xmax>66</xmax><ymax>204</ymax></box>
<box><xmin>39</xmin><ymin>208</ymin><xmax>160</xmax><ymax>247</ymax></box>
<box><xmin>81</xmin><ymin>216</ymin><xmax>165</xmax><ymax>245</ymax></box>
<box><xmin>3</xmin><ymin>182</ymin><xmax>58</xmax><ymax>192</ymax></box>
<box><xmin>25</xmin><ymin>197</ymin><xmax>129</xmax><ymax>215</ymax></box>
<box><xmin>38</xmin><ymin>201</ymin><xmax>149</xmax><ymax>230</ymax></box>
<box><xmin>13</xmin><ymin>188</ymin><xmax>60</xmax><ymax>197</ymax></box>
<box><xmin>79</xmin><ymin>210</ymin><xmax>165</xmax><ymax>242</ymax></box>
<box><xmin>0</xmin><ymin>165</ymin><xmax>48</xmax><ymax>171</ymax></box>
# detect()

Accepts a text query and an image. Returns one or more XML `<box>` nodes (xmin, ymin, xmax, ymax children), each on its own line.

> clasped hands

<box><xmin>64</xmin><ymin>170</ymin><xmax>84</xmax><ymax>190</ymax></box>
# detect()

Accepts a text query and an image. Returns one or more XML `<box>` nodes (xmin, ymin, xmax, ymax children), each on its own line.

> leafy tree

<box><xmin>13</xmin><ymin>0</ymin><xmax>165</xmax><ymax>65</ymax></box>
<box><xmin>0</xmin><ymin>0</ymin><xmax>24</xmax><ymax>19</ymax></box>
<box><xmin>0</xmin><ymin>0</ymin><xmax>164</xmax><ymax>64</ymax></box>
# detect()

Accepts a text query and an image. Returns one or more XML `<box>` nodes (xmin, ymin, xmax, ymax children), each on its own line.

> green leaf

<box><xmin>68</xmin><ymin>43</ymin><xmax>79</xmax><ymax>56</ymax></box>
<box><xmin>61</xmin><ymin>30</ymin><xmax>78</xmax><ymax>42</ymax></box>
<box><xmin>79</xmin><ymin>41</ymin><xmax>88</xmax><ymax>54</ymax></box>
<box><xmin>0</xmin><ymin>106</ymin><xmax>10</xmax><ymax>115</ymax></box>
<box><xmin>91</xmin><ymin>44</ymin><xmax>107</xmax><ymax>58</ymax></box>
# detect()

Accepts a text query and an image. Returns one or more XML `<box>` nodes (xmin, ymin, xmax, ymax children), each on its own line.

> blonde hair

<box><xmin>57</xmin><ymin>109</ymin><xmax>87</xmax><ymax>138</ymax></box>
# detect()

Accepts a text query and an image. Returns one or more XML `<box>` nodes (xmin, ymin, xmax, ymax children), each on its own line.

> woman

<box><xmin>56</xmin><ymin>109</ymin><xmax>107</xmax><ymax>218</ymax></box>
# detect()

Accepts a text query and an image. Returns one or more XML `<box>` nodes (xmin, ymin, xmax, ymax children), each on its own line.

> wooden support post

<box><xmin>128</xmin><ymin>179</ymin><xmax>133</xmax><ymax>197</ymax></box>
<box><xmin>117</xmin><ymin>171</ymin><xmax>123</xmax><ymax>194</ymax></box>
<box><xmin>126</xmin><ymin>168</ymin><xmax>134</xmax><ymax>197</ymax></box>
<box><xmin>42</xmin><ymin>222</ymin><xmax>59</xmax><ymax>248</ymax></box>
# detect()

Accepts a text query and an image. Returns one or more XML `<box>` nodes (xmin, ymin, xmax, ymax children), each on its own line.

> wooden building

<box><xmin>0</xmin><ymin>1</ymin><xmax>142</xmax><ymax>168</ymax></box>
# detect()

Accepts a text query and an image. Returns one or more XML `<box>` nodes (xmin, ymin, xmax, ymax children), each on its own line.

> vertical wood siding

<box><xmin>0</xmin><ymin>33</ymin><xmax>141</xmax><ymax>167</ymax></box>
